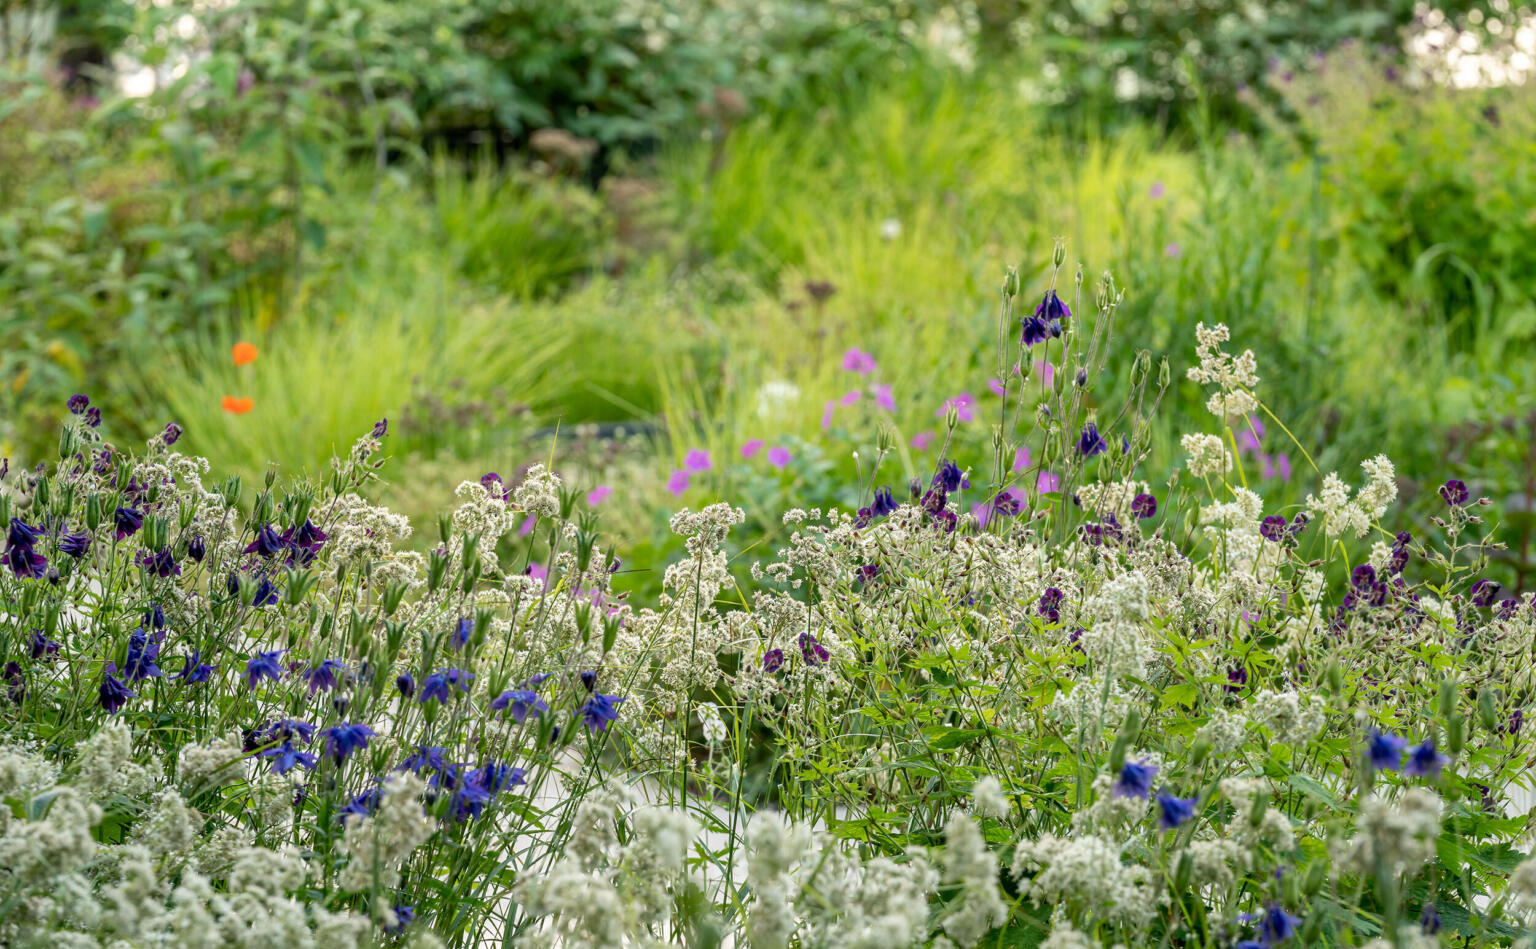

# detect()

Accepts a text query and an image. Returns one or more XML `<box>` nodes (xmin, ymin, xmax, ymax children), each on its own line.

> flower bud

<box><xmin>1003</xmin><ymin>266</ymin><xmax>1020</xmax><ymax>299</ymax></box>
<box><xmin>1478</xmin><ymin>690</ymin><xmax>1499</xmax><ymax>733</ymax></box>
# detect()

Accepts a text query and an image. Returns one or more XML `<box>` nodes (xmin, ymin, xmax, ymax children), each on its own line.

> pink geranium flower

<box><xmin>911</xmin><ymin>431</ymin><xmax>935</xmax><ymax>451</ymax></box>
<box><xmin>873</xmin><ymin>384</ymin><xmax>895</xmax><ymax>412</ymax></box>
<box><xmin>1012</xmin><ymin>447</ymin><xmax>1032</xmax><ymax>472</ymax></box>
<box><xmin>586</xmin><ymin>485</ymin><xmax>612</xmax><ymax>506</ymax></box>
<box><xmin>1037</xmin><ymin>470</ymin><xmax>1061</xmax><ymax>493</ymax></box>
<box><xmin>842</xmin><ymin>348</ymin><xmax>877</xmax><ymax>374</ymax></box>
<box><xmin>840</xmin><ymin>390</ymin><xmax>862</xmax><ymax>407</ymax></box>
<box><xmin>666</xmin><ymin>470</ymin><xmax>691</xmax><ymax>496</ymax></box>
<box><xmin>937</xmin><ymin>393</ymin><xmax>976</xmax><ymax>424</ymax></box>
<box><xmin>741</xmin><ymin>439</ymin><xmax>765</xmax><ymax>458</ymax></box>
<box><xmin>767</xmin><ymin>446</ymin><xmax>792</xmax><ymax>468</ymax></box>
<box><xmin>683</xmin><ymin>449</ymin><xmax>712</xmax><ymax>472</ymax></box>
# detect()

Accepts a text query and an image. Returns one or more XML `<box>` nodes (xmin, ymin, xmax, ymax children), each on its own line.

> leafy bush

<box><xmin>4</xmin><ymin>262</ymin><xmax>1536</xmax><ymax>947</ymax></box>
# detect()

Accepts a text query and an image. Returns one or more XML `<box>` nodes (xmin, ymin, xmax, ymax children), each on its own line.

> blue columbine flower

<box><xmin>262</xmin><ymin>741</ymin><xmax>317</xmax><ymax>775</ymax></box>
<box><xmin>1420</xmin><ymin>902</ymin><xmax>1440</xmax><ymax>935</ymax></box>
<box><xmin>251</xmin><ymin>576</ymin><xmax>279</xmax><ymax>607</ymax></box>
<box><xmin>306</xmin><ymin>659</ymin><xmax>346</xmax><ymax>694</ymax></box>
<box><xmin>1077</xmin><ymin>422</ymin><xmax>1108</xmax><ymax>458</ymax></box>
<box><xmin>419</xmin><ymin>668</ymin><xmax>473</xmax><ymax>704</ymax></box>
<box><xmin>323</xmin><ymin>723</ymin><xmax>376</xmax><ymax>763</ymax></box>
<box><xmin>339</xmin><ymin>787</ymin><xmax>383</xmax><ymax>823</ymax></box>
<box><xmin>398</xmin><ymin>745</ymin><xmax>447</xmax><ymax>775</ymax></box>
<box><xmin>29</xmin><ymin>631</ymin><xmax>60</xmax><ymax>660</ymax></box>
<box><xmin>1403</xmin><ymin>739</ymin><xmax>1448</xmax><ymax>778</ymax></box>
<box><xmin>1259</xmin><ymin>903</ymin><xmax>1300</xmax><ymax>944</ymax></box>
<box><xmin>579</xmin><ymin>693</ymin><xmax>626</xmax><ymax>732</ymax></box>
<box><xmin>59</xmin><ymin>529</ymin><xmax>92</xmax><ymax>558</ymax></box>
<box><xmin>579</xmin><ymin>670</ymin><xmax>598</xmax><ymax>692</ymax></box>
<box><xmin>244</xmin><ymin>524</ymin><xmax>286</xmax><ymax>558</ymax></box>
<box><xmin>123</xmin><ymin>628</ymin><xmax>164</xmax><ymax>681</ymax></box>
<box><xmin>1036</xmin><ymin>288</ymin><xmax>1071</xmax><ymax>328</ymax></box>
<box><xmin>113</xmin><ymin>507</ymin><xmax>144</xmax><ymax>540</ymax></box>
<box><xmin>451</xmin><ymin>616</ymin><xmax>472</xmax><ymax>650</ymax></box>
<box><xmin>99</xmin><ymin>664</ymin><xmax>137</xmax><ymax>713</ymax></box>
<box><xmin>176</xmin><ymin>650</ymin><xmax>216</xmax><ymax>684</ymax></box>
<box><xmin>1114</xmin><ymin>759</ymin><xmax>1158</xmax><ymax>799</ymax></box>
<box><xmin>395</xmin><ymin>673</ymin><xmax>415</xmax><ymax>698</ymax></box>
<box><xmin>1156</xmin><ymin>792</ymin><xmax>1198</xmax><ymax>830</ymax></box>
<box><xmin>490</xmin><ymin>689</ymin><xmax>548</xmax><ymax>723</ymax></box>
<box><xmin>246</xmin><ymin>649</ymin><xmax>286</xmax><ymax>689</ymax></box>
<box><xmin>6</xmin><ymin>518</ymin><xmax>41</xmax><ymax>549</ymax></box>
<box><xmin>1020</xmin><ymin>315</ymin><xmax>1052</xmax><ymax>347</ymax></box>
<box><xmin>386</xmin><ymin>905</ymin><xmax>415</xmax><ymax>935</ymax></box>
<box><xmin>871</xmin><ymin>487</ymin><xmax>898</xmax><ymax>517</ymax></box>
<box><xmin>142</xmin><ymin>547</ymin><xmax>180</xmax><ymax>578</ymax></box>
<box><xmin>282</xmin><ymin>519</ymin><xmax>328</xmax><ymax>565</ymax></box>
<box><xmin>1367</xmin><ymin>729</ymin><xmax>1406</xmax><ymax>771</ymax></box>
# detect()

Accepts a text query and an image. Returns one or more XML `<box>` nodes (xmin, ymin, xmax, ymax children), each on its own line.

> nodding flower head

<box><xmin>1156</xmin><ymin>792</ymin><xmax>1197</xmax><ymax>830</ymax></box>
<box><xmin>1470</xmin><ymin>579</ymin><xmax>1501</xmax><ymax>609</ymax></box>
<box><xmin>579</xmin><ymin>693</ymin><xmax>626</xmax><ymax>732</ymax></box>
<box><xmin>323</xmin><ymin>723</ymin><xmax>376</xmax><ymax>763</ymax></box>
<box><xmin>161</xmin><ymin>422</ymin><xmax>183</xmax><ymax>446</ymax></box>
<box><xmin>871</xmin><ymin>486</ymin><xmax>898</xmax><ymax>518</ymax></box>
<box><xmin>1258</xmin><ymin>903</ymin><xmax>1301</xmax><ymax>944</ymax></box>
<box><xmin>1036</xmin><ymin>288</ymin><xmax>1071</xmax><ymax>328</ymax></box>
<box><xmin>68</xmin><ymin>394</ymin><xmax>90</xmax><ymax>415</ymax></box>
<box><xmin>451</xmin><ymin>616</ymin><xmax>473</xmax><ymax>650</ymax></box>
<box><xmin>245</xmin><ymin>650</ymin><xmax>286</xmax><ymax>689</ymax></box>
<box><xmin>1021</xmin><ymin>316</ymin><xmax>1052</xmax><ymax>348</ymax></box>
<box><xmin>799</xmin><ymin>631</ymin><xmax>830</xmax><ymax>665</ymax></box>
<box><xmin>142</xmin><ymin>547</ymin><xmax>180</xmax><ymax>579</ymax></box>
<box><xmin>490</xmin><ymin>688</ymin><xmax>548</xmax><ymax>723</ymax></box>
<box><xmin>420</xmin><ymin>668</ymin><xmax>473</xmax><ymax>704</ymax></box>
<box><xmin>1403</xmin><ymin>740</ymin><xmax>1448</xmax><ymax>779</ymax></box>
<box><xmin>6</xmin><ymin>518</ymin><xmax>42</xmax><ymax>549</ymax></box>
<box><xmin>1439</xmin><ymin>479</ymin><xmax>1469</xmax><ymax>506</ymax></box>
<box><xmin>395</xmin><ymin>673</ymin><xmax>415</xmax><ymax>698</ymax></box>
<box><xmin>29</xmin><ymin>631</ymin><xmax>60</xmax><ymax>660</ymax></box>
<box><xmin>251</xmin><ymin>577</ymin><xmax>279</xmax><ymax>607</ymax></box>
<box><xmin>306</xmin><ymin>659</ymin><xmax>346</xmax><ymax>694</ymax></box>
<box><xmin>1351</xmin><ymin>565</ymin><xmax>1377</xmax><ymax>591</ymax></box>
<box><xmin>244</xmin><ymin>524</ymin><xmax>286</xmax><ymax>558</ymax></box>
<box><xmin>113</xmin><ymin>507</ymin><xmax>144</xmax><ymax>541</ymax></box>
<box><xmin>762</xmin><ymin>648</ymin><xmax>785</xmax><ymax>673</ymax></box>
<box><xmin>1076</xmin><ymin>422</ymin><xmax>1108</xmax><ymax>458</ymax></box>
<box><xmin>1420</xmin><ymin>902</ymin><xmax>1441</xmax><ymax>936</ymax></box>
<box><xmin>1367</xmin><ymin>729</ymin><xmax>1406</xmax><ymax>771</ymax></box>
<box><xmin>991</xmin><ymin>492</ymin><xmax>1022</xmax><ymax>517</ymax></box>
<box><xmin>3</xmin><ymin>544</ymin><xmax>47</xmax><ymax>579</ymax></box>
<box><xmin>186</xmin><ymin>534</ymin><xmax>205</xmax><ymax>562</ymax></box>
<box><xmin>1113</xmin><ymin>759</ymin><xmax>1158</xmax><ymax>799</ymax></box>
<box><xmin>176</xmin><ymin>650</ymin><xmax>216</xmax><ymax>684</ymax></box>
<box><xmin>372</xmin><ymin>418</ymin><xmax>388</xmax><ymax>439</ymax></box>
<box><xmin>60</xmin><ymin>530</ymin><xmax>92</xmax><ymax>559</ymax></box>
<box><xmin>932</xmin><ymin>460</ymin><xmax>965</xmax><ymax>493</ymax></box>
<box><xmin>261</xmin><ymin>741</ymin><xmax>317</xmax><ymax>775</ymax></box>
<box><xmin>98</xmin><ymin>665</ymin><xmax>136</xmax><ymax>713</ymax></box>
<box><xmin>1130</xmin><ymin>493</ymin><xmax>1157</xmax><ymax>519</ymax></box>
<box><xmin>123</xmin><ymin>628</ymin><xmax>163</xmax><ymax>681</ymax></box>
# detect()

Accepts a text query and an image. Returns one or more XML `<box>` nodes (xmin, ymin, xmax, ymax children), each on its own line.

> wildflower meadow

<box><xmin>6</xmin><ymin>3</ymin><xmax>1536</xmax><ymax>948</ymax></box>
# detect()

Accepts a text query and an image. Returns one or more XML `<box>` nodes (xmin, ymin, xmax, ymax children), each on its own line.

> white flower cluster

<box><xmin>1305</xmin><ymin>455</ymin><xmax>1398</xmax><ymax>538</ymax></box>
<box><xmin>1185</xmin><ymin>322</ymin><xmax>1259</xmax><ymax>419</ymax></box>
<box><xmin>1181</xmin><ymin>433</ymin><xmax>1231</xmax><ymax>478</ymax></box>
<box><xmin>1338</xmin><ymin>789</ymin><xmax>1441</xmax><ymax>876</ymax></box>
<box><xmin>338</xmin><ymin>773</ymin><xmax>435</xmax><ymax>893</ymax></box>
<box><xmin>1012</xmin><ymin>832</ymin><xmax>1158</xmax><ymax>928</ymax></box>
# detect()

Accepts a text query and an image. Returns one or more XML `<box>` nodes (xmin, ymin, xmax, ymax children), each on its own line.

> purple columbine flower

<box><xmin>99</xmin><ymin>664</ymin><xmax>136</xmax><ymax>712</ymax></box>
<box><xmin>6</xmin><ymin>518</ymin><xmax>41</xmax><ymax>549</ymax></box>
<box><xmin>3</xmin><ymin>544</ymin><xmax>46</xmax><ymax>579</ymax></box>
<box><xmin>123</xmin><ymin>628</ymin><xmax>164</xmax><ymax>681</ymax></box>
<box><xmin>144</xmin><ymin>603</ymin><xmax>166</xmax><ymax>631</ymax></box>
<box><xmin>871</xmin><ymin>487</ymin><xmax>898</xmax><ymax>517</ymax></box>
<box><xmin>283</xmin><ymin>519</ymin><xmax>328</xmax><ymax>564</ymax></box>
<box><xmin>68</xmin><ymin>394</ymin><xmax>90</xmax><ymax>414</ymax></box>
<box><xmin>251</xmin><ymin>576</ymin><xmax>279</xmax><ymax>607</ymax></box>
<box><xmin>451</xmin><ymin>616</ymin><xmax>473</xmax><ymax>650</ymax></box>
<box><xmin>385</xmin><ymin>906</ymin><xmax>416</xmax><ymax>936</ymax></box>
<box><xmin>113</xmin><ymin>507</ymin><xmax>144</xmax><ymax>540</ymax></box>
<box><xmin>1130</xmin><ymin>493</ymin><xmax>1157</xmax><ymax>519</ymax></box>
<box><xmin>244</xmin><ymin>524</ymin><xmax>286</xmax><ymax>558</ymax></box>
<box><xmin>186</xmin><ymin>534</ymin><xmax>205</xmax><ymax>562</ymax></box>
<box><xmin>490</xmin><ymin>689</ymin><xmax>548</xmax><ymax>723</ymax></box>
<box><xmin>395</xmin><ymin>673</ymin><xmax>415</xmax><ymax>698</ymax></box>
<box><xmin>1259</xmin><ymin>903</ymin><xmax>1300</xmax><ymax>944</ymax></box>
<box><xmin>1404</xmin><ymin>740</ymin><xmax>1448</xmax><ymax>778</ymax></box>
<box><xmin>4</xmin><ymin>662</ymin><xmax>23</xmax><ymax>705</ymax></box>
<box><xmin>1114</xmin><ymin>759</ymin><xmax>1158</xmax><ymax>798</ymax></box>
<box><xmin>1439</xmin><ymin>479</ymin><xmax>1469</xmax><ymax>506</ymax></box>
<box><xmin>262</xmin><ymin>741</ymin><xmax>317</xmax><ymax>775</ymax></box>
<box><xmin>579</xmin><ymin>670</ymin><xmax>598</xmax><ymax>692</ymax></box>
<box><xmin>60</xmin><ymin>529</ymin><xmax>92</xmax><ymax>558</ymax></box>
<box><xmin>176</xmin><ymin>650</ymin><xmax>216</xmax><ymax>684</ymax></box>
<box><xmin>246</xmin><ymin>650</ymin><xmax>286</xmax><ymax>689</ymax></box>
<box><xmin>932</xmin><ymin>460</ymin><xmax>965</xmax><ymax>493</ymax></box>
<box><xmin>1077</xmin><ymin>422</ymin><xmax>1108</xmax><ymax>458</ymax></box>
<box><xmin>29</xmin><ymin>631</ymin><xmax>60</xmax><ymax>660</ymax></box>
<box><xmin>306</xmin><ymin>659</ymin><xmax>346</xmax><ymax>694</ymax></box>
<box><xmin>1156</xmin><ymin>792</ymin><xmax>1197</xmax><ymax>830</ymax></box>
<box><xmin>420</xmin><ymin>668</ymin><xmax>472</xmax><ymax>704</ymax></box>
<box><xmin>143</xmin><ymin>547</ymin><xmax>180</xmax><ymax>578</ymax></box>
<box><xmin>1036</xmin><ymin>288</ymin><xmax>1070</xmax><ymax>329</ymax></box>
<box><xmin>397</xmin><ymin>745</ymin><xmax>447</xmax><ymax>775</ymax></box>
<box><xmin>323</xmin><ymin>723</ymin><xmax>376</xmax><ymax>763</ymax></box>
<box><xmin>1367</xmin><ymin>729</ymin><xmax>1406</xmax><ymax>771</ymax></box>
<box><xmin>762</xmin><ymin>648</ymin><xmax>785</xmax><ymax>673</ymax></box>
<box><xmin>1420</xmin><ymin>902</ymin><xmax>1440</xmax><ymax>935</ymax></box>
<box><xmin>162</xmin><ymin>422</ymin><xmax>183</xmax><ymax>446</ymax></box>
<box><xmin>579</xmin><ymin>693</ymin><xmax>626</xmax><ymax>732</ymax></box>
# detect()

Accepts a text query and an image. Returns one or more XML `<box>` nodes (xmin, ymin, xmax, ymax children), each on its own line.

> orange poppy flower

<box><xmin>221</xmin><ymin>395</ymin><xmax>255</xmax><ymax>415</ymax></box>
<box><xmin>232</xmin><ymin>341</ymin><xmax>259</xmax><ymax>366</ymax></box>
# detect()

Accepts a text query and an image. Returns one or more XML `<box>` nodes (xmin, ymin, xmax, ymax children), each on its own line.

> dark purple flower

<box><xmin>1226</xmin><ymin>664</ymin><xmax>1249</xmax><ymax>694</ymax></box>
<box><xmin>99</xmin><ymin>664</ymin><xmax>136</xmax><ymax>712</ymax></box>
<box><xmin>1420</xmin><ymin>902</ymin><xmax>1440</xmax><ymax>935</ymax></box>
<box><xmin>261</xmin><ymin>718</ymin><xmax>317</xmax><ymax>744</ymax></box>
<box><xmin>1351</xmin><ymin>564</ymin><xmax>1376</xmax><ymax>590</ymax></box>
<box><xmin>480</xmin><ymin>472</ymin><xmax>509</xmax><ymax>502</ymax></box>
<box><xmin>1470</xmin><ymin>579</ymin><xmax>1501</xmax><ymax>609</ymax></box>
<box><xmin>1367</xmin><ymin>729</ymin><xmax>1406</xmax><ymax>771</ymax></box>
<box><xmin>84</xmin><ymin>406</ymin><xmax>101</xmax><ymax>428</ymax></box>
<box><xmin>252</xmin><ymin>576</ymin><xmax>279</xmax><ymax>607</ymax></box>
<box><xmin>1077</xmin><ymin>422</ymin><xmax>1108</xmax><ymax>458</ymax></box>
<box><xmin>187</xmin><ymin>535</ymin><xmax>206</xmax><ymax>562</ymax></box>
<box><xmin>1439</xmin><ymin>479</ymin><xmax>1469</xmax><ymax>506</ymax></box>
<box><xmin>6</xmin><ymin>518</ymin><xmax>41</xmax><ymax>549</ymax></box>
<box><xmin>762</xmin><ymin>649</ymin><xmax>785</xmax><ymax>673</ymax></box>
<box><xmin>579</xmin><ymin>693</ymin><xmax>626</xmax><ymax>732</ymax></box>
<box><xmin>1259</xmin><ymin>515</ymin><xmax>1287</xmax><ymax>542</ymax></box>
<box><xmin>1036</xmin><ymin>288</ymin><xmax>1071</xmax><ymax>329</ymax></box>
<box><xmin>244</xmin><ymin>524</ymin><xmax>286</xmax><ymax>558</ymax></box>
<box><xmin>856</xmin><ymin>563</ymin><xmax>880</xmax><ymax>584</ymax></box>
<box><xmin>579</xmin><ymin>670</ymin><xmax>597</xmax><ymax>692</ymax></box>
<box><xmin>113</xmin><ymin>507</ymin><xmax>143</xmax><ymax>540</ymax></box>
<box><xmin>933</xmin><ymin>461</ymin><xmax>965</xmax><ymax>493</ymax></box>
<box><xmin>323</xmin><ymin>723</ymin><xmax>376</xmax><ymax>763</ymax></box>
<box><xmin>992</xmin><ymin>493</ymin><xmax>1022</xmax><ymax>517</ymax></box>
<box><xmin>162</xmin><ymin>422</ymin><xmax>183</xmax><ymax>446</ymax></box>
<box><xmin>451</xmin><ymin>616</ymin><xmax>472</xmax><ymax>650</ymax></box>
<box><xmin>372</xmin><ymin>418</ymin><xmax>388</xmax><ymax>439</ymax></box>
<box><xmin>340</xmin><ymin>787</ymin><xmax>383</xmax><ymax>823</ymax></box>
<box><xmin>68</xmin><ymin>394</ymin><xmax>90</xmax><ymax>414</ymax></box>
<box><xmin>1020</xmin><ymin>315</ymin><xmax>1052</xmax><ymax>347</ymax></box>
<box><xmin>1156</xmin><ymin>792</ymin><xmax>1197</xmax><ymax>830</ymax></box>
<box><xmin>262</xmin><ymin>741</ymin><xmax>317</xmax><ymax>775</ymax></box>
<box><xmin>397</xmin><ymin>745</ymin><xmax>447</xmax><ymax>774</ymax></box>
<box><xmin>3</xmin><ymin>543</ymin><xmax>47</xmax><ymax>579</ymax></box>
<box><xmin>306</xmin><ymin>659</ymin><xmax>346</xmax><ymax>694</ymax></box>
<box><xmin>871</xmin><ymin>487</ymin><xmax>898</xmax><ymax>517</ymax></box>
<box><xmin>29</xmin><ymin>631</ymin><xmax>60</xmax><ymax>659</ymax></box>
<box><xmin>1507</xmin><ymin>709</ymin><xmax>1524</xmax><ymax>735</ymax></box>
<box><xmin>395</xmin><ymin>673</ymin><xmax>415</xmax><ymax>698</ymax></box>
<box><xmin>123</xmin><ymin>628</ymin><xmax>164</xmax><ymax>681</ymax></box>
<box><xmin>1403</xmin><ymin>740</ymin><xmax>1448</xmax><ymax>778</ymax></box>
<box><xmin>799</xmin><ymin>631</ymin><xmax>830</xmax><ymax>665</ymax></box>
<box><xmin>246</xmin><ymin>649</ymin><xmax>286</xmax><ymax>689</ymax></box>
<box><xmin>1114</xmin><ymin>759</ymin><xmax>1158</xmax><ymax>799</ymax></box>
<box><xmin>1130</xmin><ymin>493</ymin><xmax>1157</xmax><ymax>519</ymax></box>
<box><xmin>282</xmin><ymin>519</ymin><xmax>328</xmax><ymax>564</ymax></box>
<box><xmin>59</xmin><ymin>530</ymin><xmax>91</xmax><ymax>558</ymax></box>
<box><xmin>176</xmin><ymin>650</ymin><xmax>216</xmax><ymax>684</ymax></box>
<box><xmin>143</xmin><ymin>547</ymin><xmax>180</xmax><ymax>578</ymax></box>
<box><xmin>385</xmin><ymin>906</ymin><xmax>416</xmax><ymax>936</ymax></box>
<box><xmin>491</xmin><ymin>689</ymin><xmax>548</xmax><ymax>723</ymax></box>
